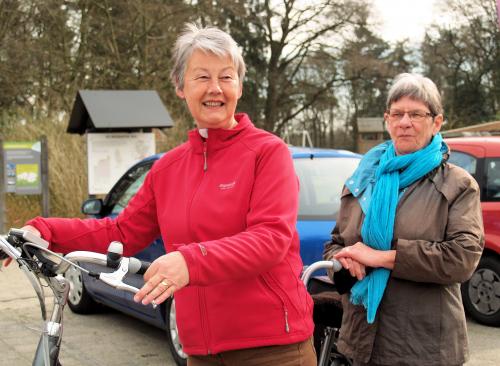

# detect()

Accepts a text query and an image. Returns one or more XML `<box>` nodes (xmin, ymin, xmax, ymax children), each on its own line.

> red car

<box><xmin>446</xmin><ymin>136</ymin><xmax>500</xmax><ymax>326</ymax></box>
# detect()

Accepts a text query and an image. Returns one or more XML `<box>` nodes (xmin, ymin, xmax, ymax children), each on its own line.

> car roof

<box><xmin>140</xmin><ymin>153</ymin><xmax>163</xmax><ymax>163</ymax></box>
<box><xmin>138</xmin><ymin>146</ymin><xmax>361</xmax><ymax>165</ymax></box>
<box><xmin>445</xmin><ymin>136</ymin><xmax>500</xmax><ymax>158</ymax></box>
<box><xmin>289</xmin><ymin>146</ymin><xmax>362</xmax><ymax>159</ymax></box>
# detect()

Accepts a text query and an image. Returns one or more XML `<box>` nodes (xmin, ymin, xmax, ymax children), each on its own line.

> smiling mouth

<box><xmin>203</xmin><ymin>101</ymin><xmax>224</xmax><ymax>107</ymax></box>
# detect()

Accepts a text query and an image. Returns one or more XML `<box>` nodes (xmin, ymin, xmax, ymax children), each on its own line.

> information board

<box><xmin>87</xmin><ymin>133</ymin><xmax>155</xmax><ymax>194</ymax></box>
<box><xmin>3</xmin><ymin>141</ymin><xmax>42</xmax><ymax>195</ymax></box>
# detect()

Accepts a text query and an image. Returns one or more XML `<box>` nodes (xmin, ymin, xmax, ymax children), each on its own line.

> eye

<box><xmin>410</xmin><ymin>112</ymin><xmax>426</xmax><ymax>120</ymax></box>
<box><xmin>390</xmin><ymin>112</ymin><xmax>404</xmax><ymax>118</ymax></box>
<box><xmin>220</xmin><ymin>75</ymin><xmax>234</xmax><ymax>81</ymax></box>
<box><xmin>195</xmin><ymin>75</ymin><xmax>209</xmax><ymax>80</ymax></box>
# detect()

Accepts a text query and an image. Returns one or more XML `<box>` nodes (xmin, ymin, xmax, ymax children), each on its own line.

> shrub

<box><xmin>1</xmin><ymin>110</ymin><xmax>188</xmax><ymax>230</ymax></box>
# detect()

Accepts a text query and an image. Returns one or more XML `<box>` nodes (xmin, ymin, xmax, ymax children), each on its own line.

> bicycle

<box><xmin>1</xmin><ymin>228</ymin><xmax>351</xmax><ymax>366</ymax></box>
<box><xmin>0</xmin><ymin>228</ymin><xmax>152</xmax><ymax>366</ymax></box>
<box><xmin>302</xmin><ymin>260</ymin><xmax>352</xmax><ymax>366</ymax></box>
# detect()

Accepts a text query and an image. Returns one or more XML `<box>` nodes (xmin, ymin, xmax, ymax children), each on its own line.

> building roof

<box><xmin>67</xmin><ymin>90</ymin><xmax>174</xmax><ymax>134</ymax></box>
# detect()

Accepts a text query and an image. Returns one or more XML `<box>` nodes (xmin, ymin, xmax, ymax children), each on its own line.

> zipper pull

<box><xmin>284</xmin><ymin>308</ymin><xmax>290</xmax><ymax>333</ymax></box>
<box><xmin>203</xmin><ymin>141</ymin><xmax>208</xmax><ymax>171</ymax></box>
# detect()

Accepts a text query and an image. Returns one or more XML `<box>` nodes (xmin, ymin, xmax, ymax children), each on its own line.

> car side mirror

<box><xmin>81</xmin><ymin>198</ymin><xmax>104</xmax><ymax>215</ymax></box>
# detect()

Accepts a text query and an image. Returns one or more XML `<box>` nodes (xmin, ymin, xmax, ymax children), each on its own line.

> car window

<box><xmin>448</xmin><ymin>151</ymin><xmax>477</xmax><ymax>175</ymax></box>
<box><xmin>111</xmin><ymin>166</ymin><xmax>151</xmax><ymax>215</ymax></box>
<box><xmin>485</xmin><ymin>158</ymin><xmax>500</xmax><ymax>201</ymax></box>
<box><xmin>294</xmin><ymin>157</ymin><xmax>360</xmax><ymax>220</ymax></box>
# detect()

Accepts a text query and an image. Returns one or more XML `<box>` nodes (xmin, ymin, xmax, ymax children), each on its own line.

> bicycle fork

<box><xmin>33</xmin><ymin>275</ymin><xmax>70</xmax><ymax>366</ymax></box>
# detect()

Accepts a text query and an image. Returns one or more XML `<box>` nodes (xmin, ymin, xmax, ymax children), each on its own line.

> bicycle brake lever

<box><xmin>99</xmin><ymin>257</ymin><xmax>141</xmax><ymax>294</ymax></box>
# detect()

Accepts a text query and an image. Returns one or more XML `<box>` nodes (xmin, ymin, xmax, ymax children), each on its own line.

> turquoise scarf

<box><xmin>344</xmin><ymin>133</ymin><xmax>448</xmax><ymax>323</ymax></box>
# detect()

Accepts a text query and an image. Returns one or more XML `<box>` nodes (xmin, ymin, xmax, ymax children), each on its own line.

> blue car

<box><xmin>67</xmin><ymin>146</ymin><xmax>361</xmax><ymax>365</ymax></box>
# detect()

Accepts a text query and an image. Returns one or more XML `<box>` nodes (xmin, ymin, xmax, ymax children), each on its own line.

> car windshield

<box><xmin>110</xmin><ymin>156</ymin><xmax>361</xmax><ymax>220</ymax></box>
<box><xmin>448</xmin><ymin>150</ymin><xmax>477</xmax><ymax>175</ymax></box>
<box><xmin>111</xmin><ymin>166</ymin><xmax>150</xmax><ymax>215</ymax></box>
<box><xmin>294</xmin><ymin>157</ymin><xmax>360</xmax><ymax>220</ymax></box>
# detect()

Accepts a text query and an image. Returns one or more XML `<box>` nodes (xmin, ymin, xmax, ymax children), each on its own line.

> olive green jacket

<box><xmin>324</xmin><ymin>163</ymin><xmax>484</xmax><ymax>366</ymax></box>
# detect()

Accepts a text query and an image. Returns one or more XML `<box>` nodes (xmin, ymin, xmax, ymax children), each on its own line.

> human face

<box><xmin>384</xmin><ymin>96</ymin><xmax>443</xmax><ymax>155</ymax></box>
<box><xmin>176</xmin><ymin>50</ymin><xmax>242</xmax><ymax>129</ymax></box>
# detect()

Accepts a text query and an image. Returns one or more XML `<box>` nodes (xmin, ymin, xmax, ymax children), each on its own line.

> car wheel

<box><xmin>462</xmin><ymin>256</ymin><xmax>500</xmax><ymax>326</ymax></box>
<box><xmin>165</xmin><ymin>298</ymin><xmax>187</xmax><ymax>366</ymax></box>
<box><xmin>64</xmin><ymin>264</ymin><xmax>100</xmax><ymax>314</ymax></box>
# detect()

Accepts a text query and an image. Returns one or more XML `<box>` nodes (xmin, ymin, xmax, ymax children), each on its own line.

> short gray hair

<box><xmin>170</xmin><ymin>23</ymin><xmax>246</xmax><ymax>90</ymax></box>
<box><xmin>386</xmin><ymin>73</ymin><xmax>443</xmax><ymax>116</ymax></box>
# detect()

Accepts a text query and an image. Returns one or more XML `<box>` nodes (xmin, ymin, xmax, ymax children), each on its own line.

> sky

<box><xmin>371</xmin><ymin>0</ymin><xmax>441</xmax><ymax>44</ymax></box>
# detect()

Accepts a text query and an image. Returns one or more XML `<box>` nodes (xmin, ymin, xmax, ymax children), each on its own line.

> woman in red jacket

<box><xmin>21</xmin><ymin>23</ymin><xmax>316</xmax><ymax>366</ymax></box>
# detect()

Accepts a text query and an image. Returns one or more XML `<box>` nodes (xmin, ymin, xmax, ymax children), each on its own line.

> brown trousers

<box><xmin>187</xmin><ymin>337</ymin><xmax>317</xmax><ymax>366</ymax></box>
<box><xmin>352</xmin><ymin>361</ymin><xmax>463</xmax><ymax>366</ymax></box>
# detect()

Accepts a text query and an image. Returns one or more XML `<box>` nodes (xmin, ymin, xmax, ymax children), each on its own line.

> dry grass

<box><xmin>2</xmin><ymin>113</ymin><xmax>87</xmax><ymax>228</ymax></box>
<box><xmin>1</xmin><ymin>111</ymin><xmax>189</xmax><ymax>230</ymax></box>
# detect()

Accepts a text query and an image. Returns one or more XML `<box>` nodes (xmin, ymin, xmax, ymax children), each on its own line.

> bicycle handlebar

<box><xmin>64</xmin><ymin>251</ymin><xmax>150</xmax><ymax>294</ymax></box>
<box><xmin>0</xmin><ymin>229</ymin><xmax>151</xmax><ymax>296</ymax></box>
<box><xmin>301</xmin><ymin>259</ymin><xmax>342</xmax><ymax>286</ymax></box>
<box><xmin>0</xmin><ymin>230</ymin><xmax>156</xmax><ymax>366</ymax></box>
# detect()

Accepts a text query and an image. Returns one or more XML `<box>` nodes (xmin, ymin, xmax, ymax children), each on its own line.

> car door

<box><xmin>104</xmin><ymin>161</ymin><xmax>167</xmax><ymax>321</ymax></box>
<box><xmin>482</xmin><ymin>157</ymin><xmax>500</xmax><ymax>255</ymax></box>
<box><xmin>81</xmin><ymin>162</ymin><xmax>157</xmax><ymax>310</ymax></box>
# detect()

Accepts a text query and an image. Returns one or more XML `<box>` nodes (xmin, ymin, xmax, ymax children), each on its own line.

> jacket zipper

<box><xmin>189</xmin><ymin>141</ymin><xmax>210</xmax><ymax>353</ymax></box>
<box><xmin>261</xmin><ymin>275</ymin><xmax>290</xmax><ymax>333</ymax></box>
<box><xmin>203</xmin><ymin>141</ymin><xmax>208</xmax><ymax>171</ymax></box>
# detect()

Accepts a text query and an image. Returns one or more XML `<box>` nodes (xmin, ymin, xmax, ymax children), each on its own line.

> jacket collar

<box><xmin>188</xmin><ymin>113</ymin><xmax>252</xmax><ymax>153</ymax></box>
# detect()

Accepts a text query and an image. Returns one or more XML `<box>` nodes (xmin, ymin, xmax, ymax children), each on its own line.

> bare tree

<box><xmin>191</xmin><ymin>0</ymin><xmax>366</xmax><ymax>134</ymax></box>
<box><xmin>421</xmin><ymin>0</ymin><xmax>500</xmax><ymax>126</ymax></box>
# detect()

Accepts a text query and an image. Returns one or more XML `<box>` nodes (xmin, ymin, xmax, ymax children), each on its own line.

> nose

<box><xmin>207</xmin><ymin>78</ymin><xmax>222</xmax><ymax>94</ymax></box>
<box><xmin>399</xmin><ymin>112</ymin><xmax>412</xmax><ymax>127</ymax></box>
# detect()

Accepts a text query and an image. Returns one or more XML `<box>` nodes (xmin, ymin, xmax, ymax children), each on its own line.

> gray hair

<box><xmin>170</xmin><ymin>23</ymin><xmax>246</xmax><ymax>90</ymax></box>
<box><xmin>386</xmin><ymin>73</ymin><xmax>443</xmax><ymax>116</ymax></box>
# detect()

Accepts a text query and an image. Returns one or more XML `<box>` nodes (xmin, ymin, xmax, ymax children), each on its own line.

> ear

<box><xmin>237</xmin><ymin>81</ymin><xmax>243</xmax><ymax>100</ymax></box>
<box><xmin>176</xmin><ymin>85</ymin><xmax>185</xmax><ymax>99</ymax></box>
<box><xmin>432</xmin><ymin>114</ymin><xmax>444</xmax><ymax>135</ymax></box>
<box><xmin>383</xmin><ymin>112</ymin><xmax>390</xmax><ymax>130</ymax></box>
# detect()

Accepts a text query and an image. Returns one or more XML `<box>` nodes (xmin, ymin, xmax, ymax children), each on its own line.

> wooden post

<box><xmin>40</xmin><ymin>136</ymin><xmax>50</xmax><ymax>217</ymax></box>
<box><xmin>0</xmin><ymin>139</ymin><xmax>5</xmax><ymax>232</ymax></box>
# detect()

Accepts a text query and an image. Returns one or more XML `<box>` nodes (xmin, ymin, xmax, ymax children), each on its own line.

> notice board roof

<box><xmin>67</xmin><ymin>90</ymin><xmax>174</xmax><ymax>134</ymax></box>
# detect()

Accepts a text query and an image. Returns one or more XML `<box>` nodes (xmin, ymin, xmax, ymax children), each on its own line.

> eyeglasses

<box><xmin>386</xmin><ymin>110</ymin><xmax>435</xmax><ymax>123</ymax></box>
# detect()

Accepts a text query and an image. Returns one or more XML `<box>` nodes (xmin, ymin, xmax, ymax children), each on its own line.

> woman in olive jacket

<box><xmin>324</xmin><ymin>73</ymin><xmax>484</xmax><ymax>366</ymax></box>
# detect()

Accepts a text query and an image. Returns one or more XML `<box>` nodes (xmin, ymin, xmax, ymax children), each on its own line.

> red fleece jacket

<box><xmin>28</xmin><ymin>113</ymin><xmax>314</xmax><ymax>354</ymax></box>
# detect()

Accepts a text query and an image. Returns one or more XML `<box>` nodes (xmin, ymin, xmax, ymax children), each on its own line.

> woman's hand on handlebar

<box><xmin>336</xmin><ymin>256</ymin><xmax>367</xmax><ymax>280</ymax></box>
<box><xmin>334</xmin><ymin>241</ymin><xmax>396</xmax><ymax>272</ymax></box>
<box><xmin>2</xmin><ymin>225</ymin><xmax>42</xmax><ymax>268</ymax></box>
<box><xmin>134</xmin><ymin>251</ymin><xmax>189</xmax><ymax>306</ymax></box>
<box><xmin>0</xmin><ymin>252</ymin><xmax>11</xmax><ymax>267</ymax></box>
<box><xmin>21</xmin><ymin>225</ymin><xmax>42</xmax><ymax>237</ymax></box>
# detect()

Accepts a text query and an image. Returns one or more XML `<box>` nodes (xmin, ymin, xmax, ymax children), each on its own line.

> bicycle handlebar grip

<box><xmin>107</xmin><ymin>241</ymin><xmax>123</xmax><ymax>269</ymax></box>
<box><xmin>331</xmin><ymin>259</ymin><xmax>343</xmax><ymax>272</ymax></box>
<box><xmin>8</xmin><ymin>228</ymin><xmax>50</xmax><ymax>249</ymax></box>
<box><xmin>128</xmin><ymin>257</ymin><xmax>151</xmax><ymax>275</ymax></box>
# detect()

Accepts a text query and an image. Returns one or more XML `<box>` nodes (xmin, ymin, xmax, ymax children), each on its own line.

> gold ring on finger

<box><xmin>160</xmin><ymin>280</ymin><xmax>170</xmax><ymax>287</ymax></box>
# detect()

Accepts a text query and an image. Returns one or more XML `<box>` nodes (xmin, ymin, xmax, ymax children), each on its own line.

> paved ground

<box><xmin>0</xmin><ymin>263</ymin><xmax>175</xmax><ymax>366</ymax></box>
<box><xmin>1</xmin><ymin>263</ymin><xmax>499</xmax><ymax>366</ymax></box>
